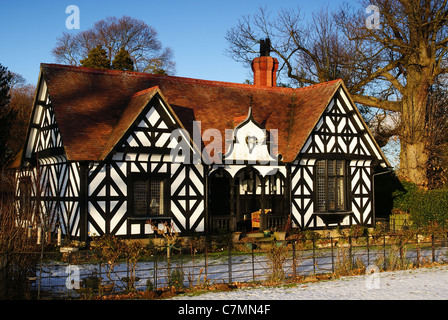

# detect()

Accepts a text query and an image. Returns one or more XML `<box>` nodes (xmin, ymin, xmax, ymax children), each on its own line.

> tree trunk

<box><xmin>399</xmin><ymin>140</ymin><xmax>428</xmax><ymax>185</ymax></box>
<box><xmin>398</xmin><ymin>70</ymin><xmax>432</xmax><ymax>186</ymax></box>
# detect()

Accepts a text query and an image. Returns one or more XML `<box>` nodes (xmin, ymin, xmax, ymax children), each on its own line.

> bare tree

<box><xmin>425</xmin><ymin>78</ymin><xmax>448</xmax><ymax>188</ymax></box>
<box><xmin>335</xmin><ymin>0</ymin><xmax>448</xmax><ymax>186</ymax></box>
<box><xmin>225</xmin><ymin>7</ymin><xmax>368</xmax><ymax>86</ymax></box>
<box><xmin>8</xmin><ymin>76</ymin><xmax>35</xmax><ymax>161</ymax></box>
<box><xmin>226</xmin><ymin>1</ymin><xmax>448</xmax><ymax>186</ymax></box>
<box><xmin>52</xmin><ymin>16</ymin><xmax>175</xmax><ymax>75</ymax></box>
<box><xmin>0</xmin><ymin>169</ymin><xmax>50</xmax><ymax>298</ymax></box>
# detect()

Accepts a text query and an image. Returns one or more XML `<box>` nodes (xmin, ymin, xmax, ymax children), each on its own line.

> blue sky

<box><xmin>0</xmin><ymin>0</ymin><xmax>351</xmax><ymax>85</ymax></box>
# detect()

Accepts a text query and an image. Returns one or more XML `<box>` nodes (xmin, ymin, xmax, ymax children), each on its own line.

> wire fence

<box><xmin>3</xmin><ymin>232</ymin><xmax>448</xmax><ymax>299</ymax></box>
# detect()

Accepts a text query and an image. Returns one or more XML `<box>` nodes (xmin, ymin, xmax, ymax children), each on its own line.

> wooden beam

<box><xmin>32</xmin><ymin>147</ymin><xmax>65</xmax><ymax>160</ymax></box>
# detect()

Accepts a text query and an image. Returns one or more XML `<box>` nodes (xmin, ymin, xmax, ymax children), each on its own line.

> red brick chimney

<box><xmin>251</xmin><ymin>38</ymin><xmax>279</xmax><ymax>87</ymax></box>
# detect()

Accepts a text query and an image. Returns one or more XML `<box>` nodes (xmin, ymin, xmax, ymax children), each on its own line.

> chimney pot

<box><xmin>252</xmin><ymin>38</ymin><xmax>278</xmax><ymax>87</ymax></box>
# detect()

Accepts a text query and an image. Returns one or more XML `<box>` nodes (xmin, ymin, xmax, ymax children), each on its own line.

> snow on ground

<box><xmin>172</xmin><ymin>265</ymin><xmax>448</xmax><ymax>300</ymax></box>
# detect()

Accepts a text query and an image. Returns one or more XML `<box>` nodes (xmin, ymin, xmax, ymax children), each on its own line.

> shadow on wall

<box><xmin>373</xmin><ymin>166</ymin><xmax>404</xmax><ymax>221</ymax></box>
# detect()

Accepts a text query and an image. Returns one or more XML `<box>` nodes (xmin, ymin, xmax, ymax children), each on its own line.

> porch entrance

<box><xmin>208</xmin><ymin>168</ymin><xmax>234</xmax><ymax>230</ymax></box>
<box><xmin>208</xmin><ymin>167</ymin><xmax>288</xmax><ymax>232</ymax></box>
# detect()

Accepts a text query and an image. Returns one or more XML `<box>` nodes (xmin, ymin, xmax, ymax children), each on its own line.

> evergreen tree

<box><xmin>0</xmin><ymin>64</ymin><xmax>11</xmax><ymax>111</ymax></box>
<box><xmin>80</xmin><ymin>45</ymin><xmax>110</xmax><ymax>70</ymax></box>
<box><xmin>112</xmin><ymin>47</ymin><xmax>134</xmax><ymax>71</ymax></box>
<box><xmin>0</xmin><ymin>64</ymin><xmax>14</xmax><ymax>167</ymax></box>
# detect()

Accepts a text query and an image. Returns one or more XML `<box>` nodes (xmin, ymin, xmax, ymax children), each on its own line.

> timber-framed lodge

<box><xmin>10</xmin><ymin>43</ymin><xmax>390</xmax><ymax>241</ymax></box>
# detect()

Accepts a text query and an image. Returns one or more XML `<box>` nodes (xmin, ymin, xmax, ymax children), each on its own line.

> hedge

<box><xmin>392</xmin><ymin>180</ymin><xmax>419</xmax><ymax>213</ymax></box>
<box><xmin>409</xmin><ymin>188</ymin><xmax>448</xmax><ymax>227</ymax></box>
<box><xmin>391</xmin><ymin>179</ymin><xmax>448</xmax><ymax>227</ymax></box>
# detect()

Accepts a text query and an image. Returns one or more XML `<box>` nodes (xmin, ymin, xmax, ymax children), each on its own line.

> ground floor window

<box><xmin>316</xmin><ymin>160</ymin><xmax>346</xmax><ymax>212</ymax></box>
<box><xmin>132</xmin><ymin>176</ymin><xmax>168</xmax><ymax>217</ymax></box>
<box><xmin>18</xmin><ymin>176</ymin><xmax>32</xmax><ymax>216</ymax></box>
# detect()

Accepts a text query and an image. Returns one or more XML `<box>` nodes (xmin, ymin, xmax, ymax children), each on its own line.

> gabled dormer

<box><xmin>224</xmin><ymin>108</ymin><xmax>279</xmax><ymax>165</ymax></box>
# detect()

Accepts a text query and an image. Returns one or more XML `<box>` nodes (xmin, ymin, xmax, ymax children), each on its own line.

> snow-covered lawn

<box><xmin>172</xmin><ymin>265</ymin><xmax>448</xmax><ymax>300</ymax></box>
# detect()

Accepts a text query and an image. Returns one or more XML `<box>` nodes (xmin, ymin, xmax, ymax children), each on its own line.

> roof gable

<box><xmin>224</xmin><ymin>107</ymin><xmax>278</xmax><ymax>164</ymax></box>
<box><xmin>101</xmin><ymin>87</ymin><xmax>179</xmax><ymax>159</ymax></box>
<box><xmin>299</xmin><ymin>85</ymin><xmax>390</xmax><ymax>166</ymax></box>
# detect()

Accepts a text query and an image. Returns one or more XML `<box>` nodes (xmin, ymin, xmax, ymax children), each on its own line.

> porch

<box><xmin>209</xmin><ymin>212</ymin><xmax>288</xmax><ymax>232</ymax></box>
<box><xmin>208</xmin><ymin>166</ymin><xmax>289</xmax><ymax>233</ymax></box>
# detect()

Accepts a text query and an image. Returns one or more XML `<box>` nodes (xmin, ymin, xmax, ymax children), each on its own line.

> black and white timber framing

<box><xmin>15</xmin><ymin>73</ymin><xmax>389</xmax><ymax>241</ymax></box>
<box><xmin>291</xmin><ymin>88</ymin><xmax>384</xmax><ymax>228</ymax></box>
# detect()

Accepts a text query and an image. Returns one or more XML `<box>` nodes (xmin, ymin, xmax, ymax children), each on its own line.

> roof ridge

<box><xmin>294</xmin><ymin>79</ymin><xmax>342</xmax><ymax>91</ymax></box>
<box><xmin>131</xmin><ymin>86</ymin><xmax>160</xmax><ymax>98</ymax></box>
<box><xmin>41</xmin><ymin>63</ymin><xmax>341</xmax><ymax>94</ymax></box>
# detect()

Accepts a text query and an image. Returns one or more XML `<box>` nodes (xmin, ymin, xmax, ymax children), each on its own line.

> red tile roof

<box><xmin>41</xmin><ymin>63</ymin><xmax>343</xmax><ymax>163</ymax></box>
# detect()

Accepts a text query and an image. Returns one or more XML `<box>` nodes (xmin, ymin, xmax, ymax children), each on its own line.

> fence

<box><xmin>4</xmin><ymin>232</ymin><xmax>448</xmax><ymax>299</ymax></box>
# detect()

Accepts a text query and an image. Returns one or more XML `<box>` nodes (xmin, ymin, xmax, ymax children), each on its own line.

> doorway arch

<box><xmin>209</xmin><ymin>168</ymin><xmax>232</xmax><ymax>216</ymax></box>
<box><xmin>208</xmin><ymin>166</ymin><xmax>288</xmax><ymax>232</ymax></box>
<box><xmin>234</xmin><ymin>166</ymin><xmax>287</xmax><ymax>231</ymax></box>
<box><xmin>208</xmin><ymin>168</ymin><xmax>234</xmax><ymax>230</ymax></box>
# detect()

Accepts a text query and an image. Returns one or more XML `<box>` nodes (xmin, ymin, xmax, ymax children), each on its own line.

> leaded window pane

<box><xmin>317</xmin><ymin>160</ymin><xmax>326</xmax><ymax>176</ymax></box>
<box><xmin>149</xmin><ymin>179</ymin><xmax>164</xmax><ymax>215</ymax></box>
<box><xmin>134</xmin><ymin>180</ymin><xmax>148</xmax><ymax>216</ymax></box>
<box><xmin>328</xmin><ymin>177</ymin><xmax>336</xmax><ymax>211</ymax></box>
<box><xmin>133</xmin><ymin>178</ymin><xmax>166</xmax><ymax>216</ymax></box>
<box><xmin>336</xmin><ymin>160</ymin><xmax>344</xmax><ymax>176</ymax></box>
<box><xmin>316</xmin><ymin>160</ymin><xmax>346</xmax><ymax>212</ymax></box>
<box><xmin>336</xmin><ymin>177</ymin><xmax>345</xmax><ymax>211</ymax></box>
<box><xmin>317</xmin><ymin>176</ymin><xmax>326</xmax><ymax>211</ymax></box>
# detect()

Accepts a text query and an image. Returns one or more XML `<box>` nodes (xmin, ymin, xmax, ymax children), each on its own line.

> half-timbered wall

<box><xmin>18</xmin><ymin>79</ymin><xmax>81</xmax><ymax>237</ymax></box>
<box><xmin>25</xmin><ymin>80</ymin><xmax>63</xmax><ymax>158</ymax></box>
<box><xmin>349</xmin><ymin>160</ymin><xmax>373</xmax><ymax>226</ymax></box>
<box><xmin>291</xmin><ymin>159</ymin><xmax>315</xmax><ymax>228</ymax></box>
<box><xmin>15</xmin><ymin>167</ymin><xmax>39</xmax><ymax>227</ymax></box>
<box><xmin>16</xmin><ymin>160</ymin><xmax>81</xmax><ymax>238</ymax></box>
<box><xmin>291</xmin><ymin>88</ymin><xmax>380</xmax><ymax>228</ymax></box>
<box><xmin>87</xmin><ymin>161</ymin><xmax>127</xmax><ymax>237</ymax></box>
<box><xmin>86</xmin><ymin>95</ymin><xmax>206</xmax><ymax>238</ymax></box>
<box><xmin>39</xmin><ymin>158</ymin><xmax>81</xmax><ymax>237</ymax></box>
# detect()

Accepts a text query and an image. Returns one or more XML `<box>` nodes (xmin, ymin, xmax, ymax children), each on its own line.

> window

<box><xmin>316</xmin><ymin>160</ymin><xmax>346</xmax><ymax>212</ymax></box>
<box><xmin>132</xmin><ymin>177</ymin><xmax>167</xmax><ymax>217</ymax></box>
<box><xmin>19</xmin><ymin>176</ymin><xmax>32</xmax><ymax>215</ymax></box>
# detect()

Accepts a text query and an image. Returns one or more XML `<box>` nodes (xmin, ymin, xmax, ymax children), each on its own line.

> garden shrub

<box><xmin>265</xmin><ymin>242</ymin><xmax>289</xmax><ymax>282</ymax></box>
<box><xmin>410</xmin><ymin>188</ymin><xmax>448</xmax><ymax>227</ymax></box>
<box><xmin>169</xmin><ymin>267</ymin><xmax>185</xmax><ymax>290</ymax></box>
<box><xmin>390</xmin><ymin>179</ymin><xmax>448</xmax><ymax>228</ymax></box>
<box><xmin>392</xmin><ymin>180</ymin><xmax>419</xmax><ymax>213</ymax></box>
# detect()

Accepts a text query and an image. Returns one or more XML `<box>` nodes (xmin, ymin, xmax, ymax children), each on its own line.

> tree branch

<box><xmin>350</xmin><ymin>59</ymin><xmax>404</xmax><ymax>94</ymax></box>
<box><xmin>351</xmin><ymin>93</ymin><xmax>401</xmax><ymax>112</ymax></box>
